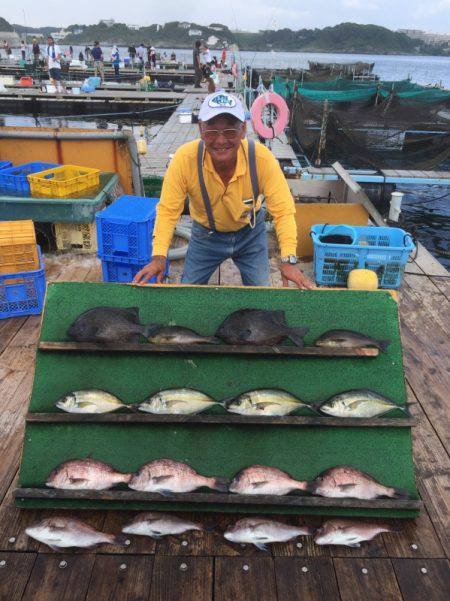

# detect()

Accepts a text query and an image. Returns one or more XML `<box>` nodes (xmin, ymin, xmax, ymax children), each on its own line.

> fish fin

<box><xmin>113</xmin><ymin>534</ymin><xmax>131</xmax><ymax>547</ymax></box>
<box><xmin>254</xmin><ymin>542</ymin><xmax>269</xmax><ymax>552</ymax></box>
<box><xmin>252</xmin><ymin>481</ymin><xmax>269</xmax><ymax>489</ymax></box>
<box><xmin>238</xmin><ymin>329</ymin><xmax>252</xmax><ymax>341</ymax></box>
<box><xmin>338</xmin><ymin>484</ymin><xmax>356</xmax><ymax>491</ymax></box>
<box><xmin>287</xmin><ymin>327</ymin><xmax>309</xmax><ymax>347</ymax></box>
<box><xmin>201</xmin><ymin>336</ymin><xmax>222</xmax><ymax>344</ymax></box>
<box><xmin>143</xmin><ymin>323</ymin><xmax>162</xmax><ymax>338</ymax></box>
<box><xmin>211</xmin><ymin>477</ymin><xmax>230</xmax><ymax>493</ymax></box>
<box><xmin>48</xmin><ymin>544</ymin><xmax>63</xmax><ymax>551</ymax></box>
<box><xmin>165</xmin><ymin>400</ymin><xmax>188</xmax><ymax>408</ymax></box>
<box><xmin>391</xmin><ymin>488</ymin><xmax>409</xmax><ymax>500</ymax></box>
<box><xmin>69</xmin><ymin>478</ymin><xmax>88</xmax><ymax>485</ymax></box>
<box><xmin>150</xmin><ymin>533</ymin><xmax>162</xmax><ymax>539</ymax></box>
<box><xmin>76</xmin><ymin>402</ymin><xmax>98</xmax><ymax>410</ymax></box>
<box><xmin>377</xmin><ymin>339</ymin><xmax>391</xmax><ymax>353</ymax></box>
<box><xmin>158</xmin><ymin>489</ymin><xmax>174</xmax><ymax>497</ymax></box>
<box><xmin>255</xmin><ymin>402</ymin><xmax>281</xmax><ymax>410</ymax></box>
<box><xmin>347</xmin><ymin>543</ymin><xmax>361</xmax><ymax>548</ymax></box>
<box><xmin>152</xmin><ymin>475</ymin><xmax>173</xmax><ymax>483</ymax></box>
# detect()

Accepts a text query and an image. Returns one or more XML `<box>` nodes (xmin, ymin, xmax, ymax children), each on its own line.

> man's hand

<box><xmin>280</xmin><ymin>264</ymin><xmax>315</xmax><ymax>290</ymax></box>
<box><xmin>133</xmin><ymin>256</ymin><xmax>167</xmax><ymax>285</ymax></box>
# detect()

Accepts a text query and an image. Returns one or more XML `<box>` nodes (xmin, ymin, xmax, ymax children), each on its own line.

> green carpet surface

<box><xmin>19</xmin><ymin>282</ymin><xmax>418</xmax><ymax>517</ymax></box>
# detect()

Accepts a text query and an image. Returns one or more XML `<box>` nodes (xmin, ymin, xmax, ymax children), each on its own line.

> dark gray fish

<box><xmin>305</xmin><ymin>466</ymin><xmax>408</xmax><ymax>500</ymax></box>
<box><xmin>314</xmin><ymin>330</ymin><xmax>390</xmax><ymax>353</ymax></box>
<box><xmin>67</xmin><ymin>306</ymin><xmax>146</xmax><ymax>343</ymax></box>
<box><xmin>215</xmin><ymin>309</ymin><xmax>309</xmax><ymax>347</ymax></box>
<box><xmin>146</xmin><ymin>325</ymin><xmax>220</xmax><ymax>345</ymax></box>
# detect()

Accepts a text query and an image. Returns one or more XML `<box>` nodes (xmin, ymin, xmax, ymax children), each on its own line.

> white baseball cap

<box><xmin>198</xmin><ymin>91</ymin><xmax>245</xmax><ymax>122</ymax></box>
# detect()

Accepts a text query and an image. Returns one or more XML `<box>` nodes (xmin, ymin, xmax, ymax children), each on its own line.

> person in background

<box><xmin>111</xmin><ymin>45</ymin><xmax>120</xmax><ymax>82</ymax></box>
<box><xmin>91</xmin><ymin>41</ymin><xmax>104</xmax><ymax>84</ymax></box>
<box><xmin>170</xmin><ymin>51</ymin><xmax>176</xmax><ymax>61</ymax></box>
<box><xmin>137</xmin><ymin>43</ymin><xmax>146</xmax><ymax>70</ymax></box>
<box><xmin>4</xmin><ymin>41</ymin><xmax>12</xmax><ymax>60</ymax></box>
<box><xmin>79</xmin><ymin>51</ymin><xmax>84</xmax><ymax>62</ymax></box>
<box><xmin>45</xmin><ymin>35</ymin><xmax>65</xmax><ymax>93</ymax></box>
<box><xmin>193</xmin><ymin>40</ymin><xmax>202</xmax><ymax>88</ymax></box>
<box><xmin>84</xmin><ymin>45</ymin><xmax>91</xmax><ymax>63</ymax></box>
<box><xmin>128</xmin><ymin>44</ymin><xmax>136</xmax><ymax>65</ymax></box>
<box><xmin>32</xmin><ymin>38</ymin><xmax>40</xmax><ymax>66</ymax></box>
<box><xmin>149</xmin><ymin>45</ymin><xmax>156</xmax><ymax>69</ymax></box>
<box><xmin>69</xmin><ymin>45</ymin><xmax>73</xmax><ymax>59</ymax></box>
<box><xmin>221</xmin><ymin>47</ymin><xmax>227</xmax><ymax>68</ymax></box>
<box><xmin>20</xmin><ymin>40</ymin><xmax>26</xmax><ymax>61</ymax></box>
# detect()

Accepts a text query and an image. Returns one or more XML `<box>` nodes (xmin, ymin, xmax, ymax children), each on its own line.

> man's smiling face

<box><xmin>200</xmin><ymin>114</ymin><xmax>246</xmax><ymax>166</ymax></box>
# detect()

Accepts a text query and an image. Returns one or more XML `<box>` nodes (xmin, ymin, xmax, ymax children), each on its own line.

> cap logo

<box><xmin>208</xmin><ymin>94</ymin><xmax>236</xmax><ymax>109</ymax></box>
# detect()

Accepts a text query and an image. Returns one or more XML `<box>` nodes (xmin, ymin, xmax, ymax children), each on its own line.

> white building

<box><xmin>188</xmin><ymin>29</ymin><xmax>202</xmax><ymax>37</ymax></box>
<box><xmin>101</xmin><ymin>19</ymin><xmax>115</xmax><ymax>27</ymax></box>
<box><xmin>209</xmin><ymin>25</ymin><xmax>225</xmax><ymax>32</ymax></box>
<box><xmin>207</xmin><ymin>35</ymin><xmax>219</xmax><ymax>46</ymax></box>
<box><xmin>128</xmin><ymin>24</ymin><xmax>141</xmax><ymax>31</ymax></box>
<box><xmin>178</xmin><ymin>22</ymin><xmax>191</xmax><ymax>29</ymax></box>
<box><xmin>50</xmin><ymin>29</ymin><xmax>71</xmax><ymax>41</ymax></box>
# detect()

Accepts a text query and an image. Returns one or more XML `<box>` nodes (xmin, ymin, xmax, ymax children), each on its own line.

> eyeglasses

<box><xmin>201</xmin><ymin>128</ymin><xmax>242</xmax><ymax>141</ymax></box>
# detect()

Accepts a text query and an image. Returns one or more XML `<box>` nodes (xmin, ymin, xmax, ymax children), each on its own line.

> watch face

<box><xmin>289</xmin><ymin>256</ymin><xmax>297</xmax><ymax>264</ymax></box>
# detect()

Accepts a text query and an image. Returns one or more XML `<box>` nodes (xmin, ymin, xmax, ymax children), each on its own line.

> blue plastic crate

<box><xmin>311</xmin><ymin>224</ymin><xmax>415</xmax><ymax>289</ymax></box>
<box><xmin>0</xmin><ymin>161</ymin><xmax>12</xmax><ymax>170</ymax></box>
<box><xmin>0</xmin><ymin>162</ymin><xmax>58</xmax><ymax>197</ymax></box>
<box><xmin>0</xmin><ymin>245</ymin><xmax>46</xmax><ymax>319</ymax></box>
<box><xmin>101</xmin><ymin>257</ymin><xmax>168</xmax><ymax>284</ymax></box>
<box><xmin>96</xmin><ymin>195</ymin><xmax>160</xmax><ymax>264</ymax></box>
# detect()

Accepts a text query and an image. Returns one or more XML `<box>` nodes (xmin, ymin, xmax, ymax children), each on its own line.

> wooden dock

<box><xmin>0</xmin><ymin>239</ymin><xmax>448</xmax><ymax>600</ymax></box>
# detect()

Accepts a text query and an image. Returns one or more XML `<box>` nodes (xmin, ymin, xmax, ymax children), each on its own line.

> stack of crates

<box><xmin>96</xmin><ymin>195</ymin><xmax>168</xmax><ymax>283</ymax></box>
<box><xmin>0</xmin><ymin>220</ymin><xmax>46</xmax><ymax>319</ymax></box>
<box><xmin>0</xmin><ymin>162</ymin><xmax>57</xmax><ymax>197</ymax></box>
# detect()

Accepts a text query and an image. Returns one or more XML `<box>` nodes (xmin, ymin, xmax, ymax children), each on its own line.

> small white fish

<box><xmin>26</xmin><ymin>517</ymin><xmax>128</xmax><ymax>550</ymax></box>
<box><xmin>56</xmin><ymin>390</ymin><xmax>127</xmax><ymax>414</ymax></box>
<box><xmin>314</xmin><ymin>519</ymin><xmax>400</xmax><ymax>548</ymax></box>
<box><xmin>318</xmin><ymin>389</ymin><xmax>409</xmax><ymax>418</ymax></box>
<box><xmin>122</xmin><ymin>512</ymin><xmax>205</xmax><ymax>538</ymax></box>
<box><xmin>224</xmin><ymin>518</ymin><xmax>314</xmax><ymax>551</ymax></box>
<box><xmin>225</xmin><ymin>389</ymin><xmax>310</xmax><ymax>416</ymax></box>
<box><xmin>136</xmin><ymin>389</ymin><xmax>219</xmax><ymax>415</ymax></box>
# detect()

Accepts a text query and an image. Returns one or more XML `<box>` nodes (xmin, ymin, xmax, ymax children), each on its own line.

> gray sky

<box><xmin>2</xmin><ymin>1</ymin><xmax>450</xmax><ymax>33</ymax></box>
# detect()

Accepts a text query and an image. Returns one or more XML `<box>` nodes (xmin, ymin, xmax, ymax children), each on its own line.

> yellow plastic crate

<box><xmin>0</xmin><ymin>220</ymin><xmax>39</xmax><ymax>274</ymax></box>
<box><xmin>55</xmin><ymin>222</ymin><xmax>98</xmax><ymax>253</ymax></box>
<box><xmin>27</xmin><ymin>165</ymin><xmax>100</xmax><ymax>198</ymax></box>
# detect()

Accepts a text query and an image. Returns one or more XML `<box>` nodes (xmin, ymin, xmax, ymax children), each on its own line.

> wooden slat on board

<box><xmin>14</xmin><ymin>488</ymin><xmax>423</xmax><ymax>511</ymax></box>
<box><xmin>149</xmin><ymin>556</ymin><xmax>212</xmax><ymax>601</ymax></box>
<box><xmin>392</xmin><ymin>558</ymin><xmax>450</xmax><ymax>601</ymax></box>
<box><xmin>214</xmin><ymin>557</ymin><xmax>277</xmax><ymax>601</ymax></box>
<box><xmin>25</xmin><ymin>413</ymin><xmax>417</xmax><ymax>428</ymax></box>
<box><xmin>21</xmin><ymin>553</ymin><xmax>95</xmax><ymax>601</ymax></box>
<box><xmin>37</xmin><ymin>341</ymin><xmax>380</xmax><ymax>358</ymax></box>
<box><xmin>0</xmin><ymin>552</ymin><xmax>36</xmax><ymax>601</ymax></box>
<box><xmin>85</xmin><ymin>555</ymin><xmax>153</xmax><ymax>601</ymax></box>
<box><xmin>333</xmin><ymin>558</ymin><xmax>403</xmax><ymax>601</ymax></box>
<box><xmin>274</xmin><ymin>557</ymin><xmax>340</xmax><ymax>600</ymax></box>
<box><xmin>382</xmin><ymin>508</ymin><xmax>446</xmax><ymax>559</ymax></box>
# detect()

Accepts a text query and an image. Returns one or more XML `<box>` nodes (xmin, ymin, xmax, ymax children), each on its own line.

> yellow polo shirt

<box><xmin>152</xmin><ymin>138</ymin><xmax>297</xmax><ymax>258</ymax></box>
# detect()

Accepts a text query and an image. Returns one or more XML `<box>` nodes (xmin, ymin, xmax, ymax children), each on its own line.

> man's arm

<box><xmin>260</xmin><ymin>147</ymin><xmax>314</xmax><ymax>289</ymax></box>
<box><xmin>133</xmin><ymin>150</ymin><xmax>188</xmax><ymax>284</ymax></box>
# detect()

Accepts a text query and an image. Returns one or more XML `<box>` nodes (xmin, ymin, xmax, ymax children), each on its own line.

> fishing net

<box><xmin>277</xmin><ymin>77</ymin><xmax>450</xmax><ymax>169</ymax></box>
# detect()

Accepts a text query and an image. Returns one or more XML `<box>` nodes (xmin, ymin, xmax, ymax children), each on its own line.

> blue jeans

<box><xmin>182</xmin><ymin>208</ymin><xmax>270</xmax><ymax>286</ymax></box>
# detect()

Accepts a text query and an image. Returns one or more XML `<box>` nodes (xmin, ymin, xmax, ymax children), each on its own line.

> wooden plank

<box><xmin>214</xmin><ymin>557</ymin><xmax>277</xmax><ymax>601</ymax></box>
<box><xmin>149</xmin><ymin>556</ymin><xmax>212</xmax><ymax>601</ymax></box>
<box><xmin>85</xmin><ymin>555</ymin><xmax>153</xmax><ymax>601</ymax></box>
<box><xmin>14</xmin><ymin>488</ymin><xmax>423</xmax><ymax>511</ymax></box>
<box><xmin>403</xmin><ymin>275</ymin><xmax>450</xmax><ymax>335</ymax></box>
<box><xmin>0</xmin><ymin>317</ymin><xmax>26</xmax><ymax>355</ymax></box>
<box><xmin>0</xmin><ymin>552</ymin><xmax>36</xmax><ymax>601</ymax></box>
<box><xmin>333</xmin><ymin>558</ymin><xmax>403</xmax><ymax>601</ymax></box>
<box><xmin>392</xmin><ymin>558</ymin><xmax>450</xmax><ymax>601</ymax></box>
<box><xmin>21</xmin><ymin>553</ymin><xmax>95</xmax><ymax>601</ymax></box>
<box><xmin>37</xmin><ymin>340</ymin><xmax>380</xmax><ymax>358</ymax></box>
<box><xmin>102</xmin><ymin>511</ymin><xmax>157</xmax><ymax>555</ymax></box>
<box><xmin>274</xmin><ymin>557</ymin><xmax>340</xmax><ymax>600</ymax></box>
<box><xmin>382</xmin><ymin>508</ymin><xmax>446</xmax><ymax>559</ymax></box>
<box><xmin>413</xmin><ymin>244</ymin><xmax>449</xmax><ymax>277</ymax></box>
<box><xmin>25</xmin><ymin>413</ymin><xmax>417</xmax><ymax>428</ymax></box>
<box><xmin>405</xmin><ymin>385</ymin><xmax>450</xmax><ymax>557</ymax></box>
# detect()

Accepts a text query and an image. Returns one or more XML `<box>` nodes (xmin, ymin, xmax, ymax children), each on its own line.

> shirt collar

<box><xmin>202</xmin><ymin>139</ymin><xmax>248</xmax><ymax>182</ymax></box>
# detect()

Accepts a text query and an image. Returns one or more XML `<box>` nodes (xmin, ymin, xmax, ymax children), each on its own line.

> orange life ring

<box><xmin>250</xmin><ymin>92</ymin><xmax>289</xmax><ymax>139</ymax></box>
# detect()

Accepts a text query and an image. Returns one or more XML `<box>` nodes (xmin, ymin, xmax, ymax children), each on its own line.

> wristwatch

<box><xmin>281</xmin><ymin>255</ymin><xmax>298</xmax><ymax>265</ymax></box>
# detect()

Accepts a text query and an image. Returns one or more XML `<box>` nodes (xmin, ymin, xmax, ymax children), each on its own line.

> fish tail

<box><xmin>112</xmin><ymin>533</ymin><xmax>131</xmax><ymax>548</ymax></box>
<box><xmin>377</xmin><ymin>339</ymin><xmax>391</xmax><ymax>353</ymax></box>
<box><xmin>398</xmin><ymin>403</ymin><xmax>414</xmax><ymax>415</ymax></box>
<box><xmin>203</xmin><ymin>336</ymin><xmax>222</xmax><ymax>344</ymax></box>
<box><xmin>209</xmin><ymin>476</ymin><xmax>230</xmax><ymax>492</ymax></box>
<box><xmin>294</xmin><ymin>480</ymin><xmax>309</xmax><ymax>491</ymax></box>
<box><xmin>387</xmin><ymin>520</ymin><xmax>403</xmax><ymax>533</ymax></box>
<box><xmin>390</xmin><ymin>487</ymin><xmax>409</xmax><ymax>500</ymax></box>
<box><xmin>119</xmin><ymin>473</ymin><xmax>133</xmax><ymax>485</ymax></box>
<box><xmin>301</xmin><ymin>481</ymin><xmax>314</xmax><ymax>493</ymax></box>
<box><xmin>127</xmin><ymin>403</ymin><xmax>141</xmax><ymax>413</ymax></box>
<box><xmin>143</xmin><ymin>323</ymin><xmax>161</xmax><ymax>339</ymax></box>
<box><xmin>287</xmin><ymin>327</ymin><xmax>309</xmax><ymax>347</ymax></box>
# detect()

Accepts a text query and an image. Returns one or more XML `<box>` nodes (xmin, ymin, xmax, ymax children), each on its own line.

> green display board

<box><xmin>18</xmin><ymin>282</ymin><xmax>419</xmax><ymax>517</ymax></box>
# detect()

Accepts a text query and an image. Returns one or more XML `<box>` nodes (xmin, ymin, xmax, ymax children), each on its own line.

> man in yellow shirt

<box><xmin>133</xmin><ymin>91</ymin><xmax>313</xmax><ymax>289</ymax></box>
